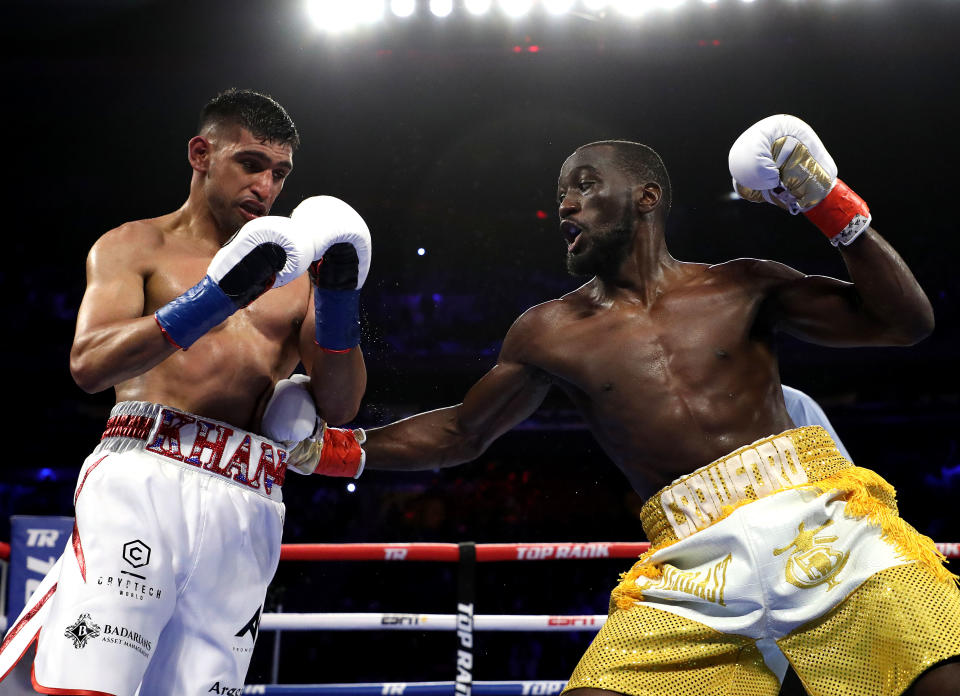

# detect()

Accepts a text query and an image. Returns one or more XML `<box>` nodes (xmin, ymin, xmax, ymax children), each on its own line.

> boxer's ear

<box><xmin>634</xmin><ymin>182</ymin><xmax>662</xmax><ymax>215</ymax></box>
<box><xmin>188</xmin><ymin>136</ymin><xmax>212</xmax><ymax>173</ymax></box>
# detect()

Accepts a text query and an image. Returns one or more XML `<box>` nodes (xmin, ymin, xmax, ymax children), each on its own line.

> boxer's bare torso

<box><xmin>105</xmin><ymin>215</ymin><xmax>309</xmax><ymax>429</ymax></box>
<box><xmin>363</xmin><ymin>143</ymin><xmax>933</xmax><ymax>500</ymax></box>
<box><xmin>508</xmin><ymin>260</ymin><xmax>794</xmax><ymax>495</ymax></box>
<box><xmin>69</xmin><ymin>123</ymin><xmax>363</xmax><ymax>431</ymax></box>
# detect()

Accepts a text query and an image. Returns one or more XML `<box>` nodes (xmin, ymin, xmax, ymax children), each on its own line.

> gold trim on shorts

<box><xmin>640</xmin><ymin>426</ymin><xmax>852</xmax><ymax>547</ymax></box>
<box><xmin>616</xmin><ymin>427</ymin><xmax>953</xmax><ymax>611</ymax></box>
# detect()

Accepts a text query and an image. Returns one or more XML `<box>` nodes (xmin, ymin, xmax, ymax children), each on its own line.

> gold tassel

<box><xmin>610</xmin><ymin>540</ymin><xmax>677</xmax><ymax>610</ymax></box>
<box><xmin>806</xmin><ymin>468</ymin><xmax>957</xmax><ymax>586</ymax></box>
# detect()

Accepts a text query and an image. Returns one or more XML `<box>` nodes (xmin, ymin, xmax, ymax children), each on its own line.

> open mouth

<box><xmin>239</xmin><ymin>200</ymin><xmax>267</xmax><ymax>220</ymax></box>
<box><xmin>560</xmin><ymin>220</ymin><xmax>583</xmax><ymax>253</ymax></box>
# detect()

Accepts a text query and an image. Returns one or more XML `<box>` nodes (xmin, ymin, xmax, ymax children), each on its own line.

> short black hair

<box><xmin>199</xmin><ymin>88</ymin><xmax>300</xmax><ymax>150</ymax></box>
<box><xmin>580</xmin><ymin>140</ymin><xmax>672</xmax><ymax>216</ymax></box>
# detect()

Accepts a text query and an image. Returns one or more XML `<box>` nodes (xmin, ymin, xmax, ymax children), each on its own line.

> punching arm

<box><xmin>363</xmin><ymin>359</ymin><xmax>552</xmax><ymax>471</ymax></box>
<box><xmin>363</xmin><ymin>309</ymin><xmax>554</xmax><ymax>471</ymax></box>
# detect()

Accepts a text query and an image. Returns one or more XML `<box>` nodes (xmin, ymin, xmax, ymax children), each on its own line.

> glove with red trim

<box><xmin>261</xmin><ymin>375</ymin><xmax>365</xmax><ymax>478</ymax></box>
<box><xmin>728</xmin><ymin>114</ymin><xmax>871</xmax><ymax>246</ymax></box>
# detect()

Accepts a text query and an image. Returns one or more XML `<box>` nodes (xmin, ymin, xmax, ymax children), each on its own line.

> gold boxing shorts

<box><xmin>564</xmin><ymin>426</ymin><xmax>960</xmax><ymax>696</ymax></box>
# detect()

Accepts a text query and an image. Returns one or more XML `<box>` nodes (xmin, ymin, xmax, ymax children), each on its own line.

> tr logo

<box><xmin>25</xmin><ymin>529</ymin><xmax>61</xmax><ymax>547</ymax></box>
<box><xmin>123</xmin><ymin>540</ymin><xmax>151</xmax><ymax>568</ymax></box>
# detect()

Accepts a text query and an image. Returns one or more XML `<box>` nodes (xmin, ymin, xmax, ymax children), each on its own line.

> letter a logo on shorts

<box><xmin>235</xmin><ymin>606</ymin><xmax>262</xmax><ymax>641</ymax></box>
<box><xmin>64</xmin><ymin>613</ymin><xmax>101</xmax><ymax>649</ymax></box>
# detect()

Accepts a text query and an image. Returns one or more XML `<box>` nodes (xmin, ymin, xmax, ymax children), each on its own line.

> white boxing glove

<box><xmin>261</xmin><ymin>375</ymin><xmax>366</xmax><ymax>478</ymax></box>
<box><xmin>213</xmin><ymin>215</ymin><xmax>315</xmax><ymax>290</ymax></box>
<box><xmin>729</xmin><ymin>114</ymin><xmax>871</xmax><ymax>246</ymax></box>
<box><xmin>291</xmin><ymin>196</ymin><xmax>373</xmax><ymax>352</ymax></box>
<box><xmin>155</xmin><ymin>216</ymin><xmax>314</xmax><ymax>349</ymax></box>
<box><xmin>292</xmin><ymin>196</ymin><xmax>372</xmax><ymax>289</ymax></box>
<box><xmin>261</xmin><ymin>374</ymin><xmax>320</xmax><ymax>444</ymax></box>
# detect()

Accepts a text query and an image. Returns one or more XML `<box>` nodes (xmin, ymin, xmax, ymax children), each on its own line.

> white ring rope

<box><xmin>260</xmin><ymin>613</ymin><xmax>607</xmax><ymax>632</ymax></box>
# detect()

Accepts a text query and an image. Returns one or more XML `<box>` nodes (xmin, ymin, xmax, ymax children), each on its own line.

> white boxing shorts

<box><xmin>565</xmin><ymin>426</ymin><xmax>960</xmax><ymax>696</ymax></box>
<box><xmin>0</xmin><ymin>401</ymin><xmax>288</xmax><ymax>696</ymax></box>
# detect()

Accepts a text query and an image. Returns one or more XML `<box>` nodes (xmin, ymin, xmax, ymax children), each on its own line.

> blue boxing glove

<box><xmin>291</xmin><ymin>196</ymin><xmax>372</xmax><ymax>352</ymax></box>
<box><xmin>155</xmin><ymin>216</ymin><xmax>313</xmax><ymax>349</ymax></box>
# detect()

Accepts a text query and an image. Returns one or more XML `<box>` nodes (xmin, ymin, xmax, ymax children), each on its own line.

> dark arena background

<box><xmin>3</xmin><ymin>0</ymin><xmax>959</xmax><ymax>693</ymax></box>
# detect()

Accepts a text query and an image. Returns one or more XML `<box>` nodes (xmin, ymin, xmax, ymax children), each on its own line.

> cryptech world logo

<box><xmin>97</xmin><ymin>540</ymin><xmax>163</xmax><ymax>601</ymax></box>
<box><xmin>123</xmin><ymin>540</ymin><xmax>151</xmax><ymax>568</ymax></box>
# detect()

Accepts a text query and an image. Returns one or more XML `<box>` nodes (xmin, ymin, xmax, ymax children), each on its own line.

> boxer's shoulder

<box><xmin>513</xmin><ymin>296</ymin><xmax>579</xmax><ymax>335</ymax></box>
<box><xmin>87</xmin><ymin>218</ymin><xmax>169</xmax><ymax>276</ymax></box>
<box><xmin>706</xmin><ymin>257</ymin><xmax>804</xmax><ymax>290</ymax></box>
<box><xmin>496</xmin><ymin>299</ymin><xmax>566</xmax><ymax>364</ymax></box>
<box><xmin>97</xmin><ymin>217</ymin><xmax>164</xmax><ymax>247</ymax></box>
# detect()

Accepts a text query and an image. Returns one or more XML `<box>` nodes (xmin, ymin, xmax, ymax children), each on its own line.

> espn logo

<box><xmin>547</xmin><ymin>616</ymin><xmax>598</xmax><ymax>626</ymax></box>
<box><xmin>381</xmin><ymin>614</ymin><xmax>422</xmax><ymax>625</ymax></box>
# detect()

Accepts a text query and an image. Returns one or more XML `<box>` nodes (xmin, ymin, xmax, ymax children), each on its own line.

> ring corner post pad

<box><xmin>456</xmin><ymin>541</ymin><xmax>477</xmax><ymax>694</ymax></box>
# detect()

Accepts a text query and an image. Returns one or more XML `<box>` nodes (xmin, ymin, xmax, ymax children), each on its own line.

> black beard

<box><xmin>566</xmin><ymin>223</ymin><xmax>633</xmax><ymax>278</ymax></box>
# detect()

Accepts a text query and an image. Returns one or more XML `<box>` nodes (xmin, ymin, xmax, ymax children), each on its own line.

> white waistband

<box><xmin>94</xmin><ymin>401</ymin><xmax>286</xmax><ymax>502</ymax></box>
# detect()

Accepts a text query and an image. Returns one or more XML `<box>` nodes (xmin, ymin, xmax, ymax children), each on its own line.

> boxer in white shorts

<box><xmin>0</xmin><ymin>88</ymin><xmax>370</xmax><ymax>695</ymax></box>
<box><xmin>1</xmin><ymin>403</ymin><xmax>287</xmax><ymax>695</ymax></box>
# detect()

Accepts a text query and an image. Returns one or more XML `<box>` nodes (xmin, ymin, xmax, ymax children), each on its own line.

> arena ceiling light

<box><xmin>465</xmin><ymin>0</ymin><xmax>493</xmax><ymax>15</ymax></box>
<box><xmin>430</xmin><ymin>0</ymin><xmax>455</xmax><ymax>17</ymax></box>
<box><xmin>306</xmin><ymin>0</ymin><xmax>384</xmax><ymax>32</ymax></box>
<box><xmin>582</xmin><ymin>0</ymin><xmax>608</xmax><ymax>11</ymax></box>
<box><xmin>648</xmin><ymin>0</ymin><xmax>687</xmax><ymax>10</ymax></box>
<box><xmin>612</xmin><ymin>0</ymin><xmax>648</xmax><ymax>16</ymax></box>
<box><xmin>390</xmin><ymin>0</ymin><xmax>416</xmax><ymax>18</ymax></box>
<box><xmin>356</xmin><ymin>0</ymin><xmax>386</xmax><ymax>24</ymax></box>
<box><xmin>499</xmin><ymin>0</ymin><xmax>535</xmax><ymax>18</ymax></box>
<box><xmin>543</xmin><ymin>0</ymin><xmax>576</xmax><ymax>15</ymax></box>
<box><xmin>306</xmin><ymin>0</ymin><xmax>355</xmax><ymax>32</ymax></box>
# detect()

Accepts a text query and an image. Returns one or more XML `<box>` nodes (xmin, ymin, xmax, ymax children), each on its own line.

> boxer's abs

<box><xmin>115</xmin><ymin>329</ymin><xmax>300</xmax><ymax>430</ymax></box>
<box><xmin>573</xmin><ymin>381</ymin><xmax>796</xmax><ymax>497</ymax></box>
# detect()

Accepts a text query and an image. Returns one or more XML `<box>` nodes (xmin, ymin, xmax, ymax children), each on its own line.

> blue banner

<box><xmin>7</xmin><ymin>516</ymin><xmax>73</xmax><ymax>626</ymax></box>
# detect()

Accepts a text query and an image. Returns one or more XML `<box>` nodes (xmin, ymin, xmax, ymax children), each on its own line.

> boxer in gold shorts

<box><xmin>275</xmin><ymin>115</ymin><xmax>960</xmax><ymax>694</ymax></box>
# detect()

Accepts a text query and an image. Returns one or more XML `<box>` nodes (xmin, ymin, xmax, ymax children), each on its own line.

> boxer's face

<box><xmin>198</xmin><ymin>125</ymin><xmax>294</xmax><ymax>234</ymax></box>
<box><xmin>557</xmin><ymin>145</ymin><xmax>635</xmax><ymax>277</ymax></box>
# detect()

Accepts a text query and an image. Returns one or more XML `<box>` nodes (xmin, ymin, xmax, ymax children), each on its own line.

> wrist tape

<box><xmin>155</xmin><ymin>276</ymin><xmax>236</xmax><ymax>350</ymax></box>
<box><xmin>315</xmin><ymin>287</ymin><xmax>361</xmax><ymax>352</ymax></box>
<box><xmin>316</xmin><ymin>425</ymin><xmax>365</xmax><ymax>478</ymax></box>
<box><xmin>803</xmin><ymin>179</ymin><xmax>871</xmax><ymax>247</ymax></box>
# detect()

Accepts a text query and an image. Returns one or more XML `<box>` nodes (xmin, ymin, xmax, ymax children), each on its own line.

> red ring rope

<box><xmin>0</xmin><ymin>541</ymin><xmax>956</xmax><ymax>563</ymax></box>
<box><xmin>276</xmin><ymin>541</ymin><xmax>960</xmax><ymax>562</ymax></box>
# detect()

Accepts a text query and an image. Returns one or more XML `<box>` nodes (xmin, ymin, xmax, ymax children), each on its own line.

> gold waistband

<box><xmin>639</xmin><ymin>426</ymin><xmax>853</xmax><ymax>546</ymax></box>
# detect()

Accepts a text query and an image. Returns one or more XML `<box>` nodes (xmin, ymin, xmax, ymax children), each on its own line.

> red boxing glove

<box><xmin>286</xmin><ymin>425</ymin><xmax>366</xmax><ymax>478</ymax></box>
